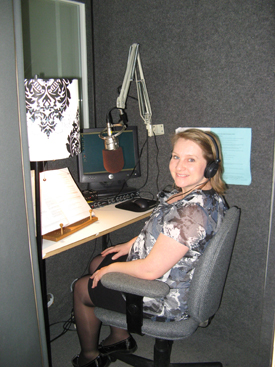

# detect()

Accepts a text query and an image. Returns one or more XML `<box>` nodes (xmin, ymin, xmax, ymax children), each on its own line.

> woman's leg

<box><xmin>89</xmin><ymin>254</ymin><xmax>105</xmax><ymax>274</ymax></box>
<box><xmin>73</xmin><ymin>275</ymin><xmax>102</xmax><ymax>365</ymax></box>
<box><xmin>88</xmin><ymin>254</ymin><xmax>130</xmax><ymax>345</ymax></box>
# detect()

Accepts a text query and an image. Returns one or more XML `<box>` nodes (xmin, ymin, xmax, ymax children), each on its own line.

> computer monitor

<box><xmin>77</xmin><ymin>126</ymin><xmax>141</xmax><ymax>196</ymax></box>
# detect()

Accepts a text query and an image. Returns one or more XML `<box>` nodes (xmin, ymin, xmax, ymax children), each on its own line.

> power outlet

<box><xmin>152</xmin><ymin>124</ymin><xmax>164</xmax><ymax>135</ymax></box>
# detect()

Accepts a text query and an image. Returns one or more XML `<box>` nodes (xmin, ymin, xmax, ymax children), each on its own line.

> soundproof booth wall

<box><xmin>46</xmin><ymin>1</ymin><xmax>275</xmax><ymax>366</ymax></box>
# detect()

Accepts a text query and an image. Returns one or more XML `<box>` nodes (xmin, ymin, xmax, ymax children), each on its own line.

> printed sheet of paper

<box><xmin>32</xmin><ymin>168</ymin><xmax>92</xmax><ymax>235</ymax></box>
<box><xmin>175</xmin><ymin>127</ymin><xmax>252</xmax><ymax>186</ymax></box>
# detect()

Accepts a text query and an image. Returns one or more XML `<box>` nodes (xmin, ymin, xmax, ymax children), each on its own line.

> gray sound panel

<box><xmin>89</xmin><ymin>1</ymin><xmax>275</xmax><ymax>365</ymax></box>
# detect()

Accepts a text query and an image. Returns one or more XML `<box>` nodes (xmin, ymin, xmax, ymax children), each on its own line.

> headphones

<box><xmin>204</xmin><ymin>133</ymin><xmax>220</xmax><ymax>179</ymax></box>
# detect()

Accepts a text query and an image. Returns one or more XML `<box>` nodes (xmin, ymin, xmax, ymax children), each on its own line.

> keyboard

<box><xmin>82</xmin><ymin>190</ymin><xmax>140</xmax><ymax>209</ymax></box>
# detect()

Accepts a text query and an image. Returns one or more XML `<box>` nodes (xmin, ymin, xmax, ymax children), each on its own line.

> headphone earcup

<box><xmin>204</xmin><ymin>160</ymin><xmax>219</xmax><ymax>179</ymax></box>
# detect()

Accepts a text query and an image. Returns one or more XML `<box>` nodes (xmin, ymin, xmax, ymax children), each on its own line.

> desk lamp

<box><xmin>24</xmin><ymin>77</ymin><xmax>80</xmax><ymax>365</ymax></box>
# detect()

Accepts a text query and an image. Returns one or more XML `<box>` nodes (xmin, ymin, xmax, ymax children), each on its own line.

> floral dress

<box><xmin>127</xmin><ymin>188</ymin><xmax>228</xmax><ymax>321</ymax></box>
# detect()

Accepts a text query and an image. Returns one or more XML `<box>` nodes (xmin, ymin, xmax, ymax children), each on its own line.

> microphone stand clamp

<box><xmin>99</xmin><ymin>121</ymin><xmax>127</xmax><ymax>150</ymax></box>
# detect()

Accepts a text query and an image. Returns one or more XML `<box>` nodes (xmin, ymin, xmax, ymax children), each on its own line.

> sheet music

<box><xmin>33</xmin><ymin>168</ymin><xmax>91</xmax><ymax>235</ymax></box>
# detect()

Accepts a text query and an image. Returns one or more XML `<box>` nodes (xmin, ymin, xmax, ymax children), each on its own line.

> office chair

<box><xmin>95</xmin><ymin>206</ymin><xmax>240</xmax><ymax>367</ymax></box>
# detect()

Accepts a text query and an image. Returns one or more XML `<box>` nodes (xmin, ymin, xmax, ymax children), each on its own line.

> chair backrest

<box><xmin>188</xmin><ymin>206</ymin><xmax>240</xmax><ymax>323</ymax></box>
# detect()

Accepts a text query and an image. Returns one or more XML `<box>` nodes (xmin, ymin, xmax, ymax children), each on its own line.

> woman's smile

<box><xmin>169</xmin><ymin>138</ymin><xmax>212</xmax><ymax>193</ymax></box>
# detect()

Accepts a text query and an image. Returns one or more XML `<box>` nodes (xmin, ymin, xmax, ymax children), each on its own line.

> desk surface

<box><xmin>42</xmin><ymin>204</ymin><xmax>153</xmax><ymax>259</ymax></box>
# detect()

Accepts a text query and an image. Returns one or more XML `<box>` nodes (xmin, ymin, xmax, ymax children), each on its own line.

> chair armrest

<box><xmin>101</xmin><ymin>273</ymin><xmax>170</xmax><ymax>298</ymax></box>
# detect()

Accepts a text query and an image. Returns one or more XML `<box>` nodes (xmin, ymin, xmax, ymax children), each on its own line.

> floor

<box><xmin>49</xmin><ymin>319</ymin><xmax>264</xmax><ymax>367</ymax></box>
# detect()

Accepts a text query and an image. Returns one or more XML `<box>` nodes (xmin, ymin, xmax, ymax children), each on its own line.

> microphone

<box><xmin>99</xmin><ymin>119</ymin><xmax>126</xmax><ymax>174</ymax></box>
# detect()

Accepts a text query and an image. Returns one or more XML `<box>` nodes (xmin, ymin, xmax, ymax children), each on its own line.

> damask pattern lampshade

<box><xmin>24</xmin><ymin>78</ymin><xmax>81</xmax><ymax>161</ymax></box>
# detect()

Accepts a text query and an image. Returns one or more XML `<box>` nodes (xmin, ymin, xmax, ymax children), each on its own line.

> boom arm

<box><xmin>116</xmin><ymin>43</ymin><xmax>153</xmax><ymax>137</ymax></box>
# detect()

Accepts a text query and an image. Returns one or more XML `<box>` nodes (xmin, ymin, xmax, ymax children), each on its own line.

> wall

<box><xmin>90</xmin><ymin>1</ymin><xmax>275</xmax><ymax>365</ymax></box>
<box><xmin>0</xmin><ymin>1</ymin><xmax>48</xmax><ymax>366</ymax></box>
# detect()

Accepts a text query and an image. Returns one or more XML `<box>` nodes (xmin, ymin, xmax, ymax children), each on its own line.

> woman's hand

<box><xmin>90</xmin><ymin>266</ymin><xmax>108</xmax><ymax>288</ymax></box>
<box><xmin>90</xmin><ymin>234</ymin><xmax>189</xmax><ymax>286</ymax></box>
<box><xmin>90</xmin><ymin>237</ymin><xmax>138</xmax><ymax>288</ymax></box>
<box><xmin>101</xmin><ymin>237</ymin><xmax>137</xmax><ymax>260</ymax></box>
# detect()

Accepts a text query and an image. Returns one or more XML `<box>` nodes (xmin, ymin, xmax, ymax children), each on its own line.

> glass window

<box><xmin>21</xmin><ymin>0</ymin><xmax>89</xmax><ymax>128</ymax></box>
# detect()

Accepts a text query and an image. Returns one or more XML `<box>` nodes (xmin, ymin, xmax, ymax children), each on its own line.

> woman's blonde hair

<box><xmin>171</xmin><ymin>129</ymin><xmax>227</xmax><ymax>194</ymax></box>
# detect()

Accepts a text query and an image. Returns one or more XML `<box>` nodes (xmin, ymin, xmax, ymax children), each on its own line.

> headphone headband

<box><xmin>204</xmin><ymin>133</ymin><xmax>220</xmax><ymax>179</ymax></box>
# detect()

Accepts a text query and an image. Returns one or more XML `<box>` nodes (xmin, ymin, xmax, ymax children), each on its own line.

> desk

<box><xmin>42</xmin><ymin>204</ymin><xmax>153</xmax><ymax>259</ymax></box>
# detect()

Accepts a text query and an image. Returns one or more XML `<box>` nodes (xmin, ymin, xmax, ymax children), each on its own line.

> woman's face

<box><xmin>169</xmin><ymin>138</ymin><xmax>210</xmax><ymax>193</ymax></box>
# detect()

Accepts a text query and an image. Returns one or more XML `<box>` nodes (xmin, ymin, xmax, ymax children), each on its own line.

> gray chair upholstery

<box><xmin>95</xmin><ymin>206</ymin><xmax>240</xmax><ymax>367</ymax></box>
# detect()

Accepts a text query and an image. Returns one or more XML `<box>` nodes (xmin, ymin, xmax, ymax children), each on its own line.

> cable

<box><xmin>50</xmin><ymin>308</ymin><xmax>76</xmax><ymax>343</ymax></box>
<box><xmin>107</xmin><ymin>233</ymin><xmax>114</xmax><ymax>247</ymax></box>
<box><xmin>79</xmin><ymin>239</ymin><xmax>97</xmax><ymax>277</ymax></box>
<box><xmin>138</xmin><ymin>190</ymin><xmax>155</xmax><ymax>200</ymax></box>
<box><xmin>113</xmin><ymin>134</ymin><xmax>149</xmax><ymax>199</ymax></box>
<box><xmin>153</xmin><ymin>132</ymin><xmax>160</xmax><ymax>192</ymax></box>
<box><xmin>168</xmin><ymin>180</ymin><xmax>211</xmax><ymax>202</ymax></box>
<box><xmin>137</xmin><ymin>135</ymin><xmax>150</xmax><ymax>190</ymax></box>
<box><xmin>117</xmin><ymin>85</ymin><xmax>138</xmax><ymax>102</ymax></box>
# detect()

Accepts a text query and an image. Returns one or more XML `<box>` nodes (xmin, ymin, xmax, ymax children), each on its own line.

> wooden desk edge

<box><xmin>42</xmin><ymin>209</ymin><xmax>152</xmax><ymax>259</ymax></box>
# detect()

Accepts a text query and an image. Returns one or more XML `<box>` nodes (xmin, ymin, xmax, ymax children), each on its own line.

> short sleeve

<box><xmin>162</xmin><ymin>204</ymin><xmax>208</xmax><ymax>250</ymax></box>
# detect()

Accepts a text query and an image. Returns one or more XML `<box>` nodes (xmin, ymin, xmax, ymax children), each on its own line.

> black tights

<box><xmin>73</xmin><ymin>255</ymin><xmax>129</xmax><ymax>366</ymax></box>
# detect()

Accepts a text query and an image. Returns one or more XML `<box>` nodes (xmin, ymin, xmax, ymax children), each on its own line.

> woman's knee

<box><xmin>74</xmin><ymin>276</ymin><xmax>90</xmax><ymax>303</ymax></box>
<box><xmin>89</xmin><ymin>254</ymin><xmax>105</xmax><ymax>274</ymax></box>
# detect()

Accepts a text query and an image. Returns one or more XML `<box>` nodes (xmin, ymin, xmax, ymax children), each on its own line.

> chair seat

<box><xmin>95</xmin><ymin>307</ymin><xmax>199</xmax><ymax>340</ymax></box>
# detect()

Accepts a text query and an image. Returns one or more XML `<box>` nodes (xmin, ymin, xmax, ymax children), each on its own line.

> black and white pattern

<box><xmin>66</xmin><ymin>115</ymin><xmax>81</xmax><ymax>157</ymax></box>
<box><xmin>25</xmin><ymin>79</ymin><xmax>73</xmax><ymax>137</ymax></box>
<box><xmin>24</xmin><ymin>78</ymin><xmax>80</xmax><ymax>161</ymax></box>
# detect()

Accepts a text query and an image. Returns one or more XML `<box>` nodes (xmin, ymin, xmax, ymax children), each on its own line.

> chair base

<box><xmin>111</xmin><ymin>338</ymin><xmax>222</xmax><ymax>367</ymax></box>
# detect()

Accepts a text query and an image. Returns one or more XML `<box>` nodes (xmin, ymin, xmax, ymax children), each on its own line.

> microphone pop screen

<box><xmin>102</xmin><ymin>147</ymin><xmax>124</xmax><ymax>173</ymax></box>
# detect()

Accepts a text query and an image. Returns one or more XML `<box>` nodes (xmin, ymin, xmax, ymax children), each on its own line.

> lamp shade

<box><xmin>24</xmin><ymin>78</ymin><xmax>81</xmax><ymax>161</ymax></box>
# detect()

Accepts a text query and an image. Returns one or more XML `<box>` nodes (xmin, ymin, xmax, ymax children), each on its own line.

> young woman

<box><xmin>72</xmin><ymin>129</ymin><xmax>228</xmax><ymax>367</ymax></box>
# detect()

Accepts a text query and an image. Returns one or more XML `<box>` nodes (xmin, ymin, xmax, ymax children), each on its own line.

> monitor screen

<box><xmin>77</xmin><ymin>126</ymin><xmax>141</xmax><ymax>196</ymax></box>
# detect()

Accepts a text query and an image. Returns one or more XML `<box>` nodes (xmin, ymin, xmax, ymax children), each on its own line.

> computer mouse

<box><xmin>132</xmin><ymin>198</ymin><xmax>150</xmax><ymax>209</ymax></box>
<box><xmin>115</xmin><ymin>197</ymin><xmax>157</xmax><ymax>212</ymax></box>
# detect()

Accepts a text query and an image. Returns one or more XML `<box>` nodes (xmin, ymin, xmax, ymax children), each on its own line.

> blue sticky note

<box><xmin>212</xmin><ymin>128</ymin><xmax>252</xmax><ymax>186</ymax></box>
